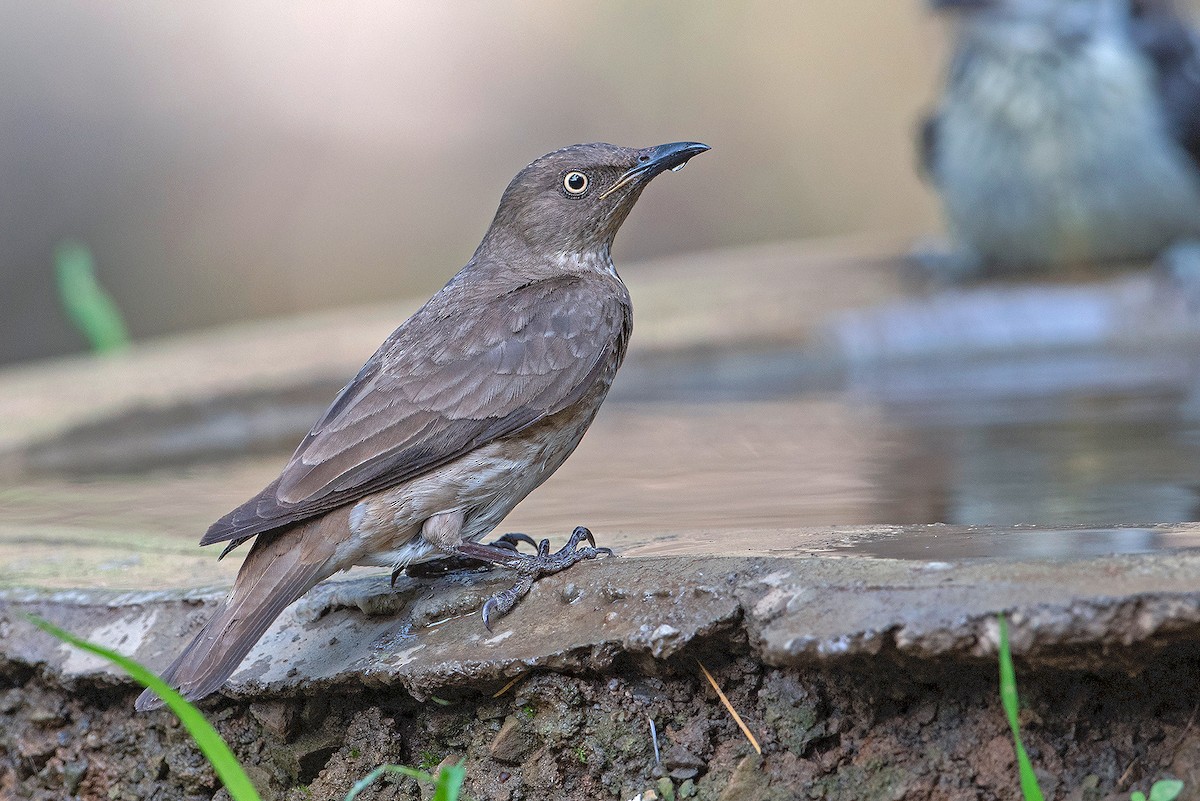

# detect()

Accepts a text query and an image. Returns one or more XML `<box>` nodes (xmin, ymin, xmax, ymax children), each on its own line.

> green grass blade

<box><xmin>432</xmin><ymin>762</ymin><xmax>465</xmax><ymax>801</ymax></box>
<box><xmin>344</xmin><ymin>762</ymin><xmax>464</xmax><ymax>801</ymax></box>
<box><xmin>25</xmin><ymin>614</ymin><xmax>261</xmax><ymax>801</ymax></box>
<box><xmin>54</xmin><ymin>240</ymin><xmax>131</xmax><ymax>354</ymax></box>
<box><xmin>998</xmin><ymin>614</ymin><xmax>1045</xmax><ymax>801</ymax></box>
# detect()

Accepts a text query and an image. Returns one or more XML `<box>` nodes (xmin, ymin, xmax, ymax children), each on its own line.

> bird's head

<box><xmin>484</xmin><ymin>141</ymin><xmax>710</xmax><ymax>257</ymax></box>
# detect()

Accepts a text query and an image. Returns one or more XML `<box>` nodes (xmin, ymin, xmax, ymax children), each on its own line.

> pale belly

<box><xmin>329</xmin><ymin>398</ymin><xmax>604</xmax><ymax>572</ymax></box>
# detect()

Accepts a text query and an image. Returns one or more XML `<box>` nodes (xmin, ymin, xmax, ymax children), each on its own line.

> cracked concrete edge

<box><xmin>743</xmin><ymin>551</ymin><xmax>1200</xmax><ymax>674</ymax></box>
<box><xmin>3</xmin><ymin>550</ymin><xmax>1199</xmax><ymax>705</ymax></box>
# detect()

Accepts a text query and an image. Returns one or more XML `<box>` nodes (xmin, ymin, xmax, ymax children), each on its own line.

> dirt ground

<box><xmin>4</xmin><ymin>629</ymin><xmax>1200</xmax><ymax>801</ymax></box>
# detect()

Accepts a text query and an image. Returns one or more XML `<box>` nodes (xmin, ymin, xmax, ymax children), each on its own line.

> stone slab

<box><xmin>5</xmin><ymin>524</ymin><xmax>1200</xmax><ymax>706</ymax></box>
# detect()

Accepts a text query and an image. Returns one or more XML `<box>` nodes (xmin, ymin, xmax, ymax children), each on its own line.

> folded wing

<box><xmin>202</xmin><ymin>275</ymin><xmax>630</xmax><ymax>551</ymax></box>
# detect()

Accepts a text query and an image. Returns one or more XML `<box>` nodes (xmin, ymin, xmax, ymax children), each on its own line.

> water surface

<box><xmin>7</xmin><ymin>345</ymin><xmax>1200</xmax><ymax>587</ymax></box>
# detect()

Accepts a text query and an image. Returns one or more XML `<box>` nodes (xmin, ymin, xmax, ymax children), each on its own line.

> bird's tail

<box><xmin>135</xmin><ymin>513</ymin><xmax>342</xmax><ymax>712</ymax></box>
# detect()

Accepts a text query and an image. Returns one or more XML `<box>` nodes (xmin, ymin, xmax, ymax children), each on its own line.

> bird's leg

<box><xmin>407</xmin><ymin>513</ymin><xmax>614</xmax><ymax>627</ymax></box>
<box><xmin>453</xmin><ymin>526</ymin><xmax>616</xmax><ymax>630</ymax></box>
<box><xmin>400</xmin><ymin>532</ymin><xmax>539</xmax><ymax>580</ymax></box>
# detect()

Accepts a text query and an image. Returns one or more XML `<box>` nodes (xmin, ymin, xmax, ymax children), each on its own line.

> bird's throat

<box><xmin>552</xmin><ymin>247</ymin><xmax>618</xmax><ymax>281</ymax></box>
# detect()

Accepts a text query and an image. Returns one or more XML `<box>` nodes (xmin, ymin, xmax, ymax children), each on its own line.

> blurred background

<box><xmin>1</xmin><ymin>1</ymin><xmax>946</xmax><ymax>365</ymax></box>
<box><xmin>7</xmin><ymin>0</ymin><xmax>1200</xmax><ymax>589</ymax></box>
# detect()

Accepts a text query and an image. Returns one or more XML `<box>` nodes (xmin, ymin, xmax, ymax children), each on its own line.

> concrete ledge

<box><xmin>5</xmin><ymin>531</ymin><xmax>1200</xmax><ymax>799</ymax></box>
<box><xmin>7</xmin><ymin>528</ymin><xmax>1200</xmax><ymax>701</ymax></box>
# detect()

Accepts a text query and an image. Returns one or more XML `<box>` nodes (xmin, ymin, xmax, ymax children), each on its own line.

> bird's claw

<box><xmin>481</xmin><ymin>575</ymin><xmax>535</xmax><ymax>631</ymax></box>
<box><xmin>492</xmin><ymin>531</ymin><xmax>539</xmax><ymax>553</ymax></box>
<box><xmin>478</xmin><ymin>525</ymin><xmax>616</xmax><ymax>630</ymax></box>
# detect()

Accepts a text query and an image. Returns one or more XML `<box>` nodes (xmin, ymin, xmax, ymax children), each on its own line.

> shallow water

<box><xmin>509</xmin><ymin>390</ymin><xmax>1200</xmax><ymax>541</ymax></box>
<box><xmin>523</xmin><ymin>345</ymin><xmax>1200</xmax><ymax>541</ymax></box>
<box><xmin>7</xmin><ymin>344</ymin><xmax>1200</xmax><ymax>587</ymax></box>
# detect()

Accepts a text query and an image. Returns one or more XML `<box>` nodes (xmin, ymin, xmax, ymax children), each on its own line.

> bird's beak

<box><xmin>600</xmin><ymin>141</ymin><xmax>711</xmax><ymax>199</ymax></box>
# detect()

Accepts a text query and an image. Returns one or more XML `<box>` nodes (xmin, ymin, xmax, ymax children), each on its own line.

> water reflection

<box><xmin>530</xmin><ymin>345</ymin><xmax>1200</xmax><ymax>539</ymax></box>
<box><xmin>10</xmin><ymin>343</ymin><xmax>1200</xmax><ymax>569</ymax></box>
<box><xmin>505</xmin><ymin>391</ymin><xmax>1200</xmax><ymax>542</ymax></box>
<box><xmin>878</xmin><ymin>412</ymin><xmax>1200</xmax><ymax>527</ymax></box>
<box><xmin>830</xmin><ymin>526</ymin><xmax>1200</xmax><ymax>561</ymax></box>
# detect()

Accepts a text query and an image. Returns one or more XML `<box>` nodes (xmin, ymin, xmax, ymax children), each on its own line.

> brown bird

<box><xmin>135</xmin><ymin>141</ymin><xmax>710</xmax><ymax>711</ymax></box>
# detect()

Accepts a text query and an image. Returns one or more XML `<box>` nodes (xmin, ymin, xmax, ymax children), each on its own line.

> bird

<box><xmin>135</xmin><ymin>141</ymin><xmax>710</xmax><ymax>711</ymax></box>
<box><xmin>917</xmin><ymin>0</ymin><xmax>1200</xmax><ymax>280</ymax></box>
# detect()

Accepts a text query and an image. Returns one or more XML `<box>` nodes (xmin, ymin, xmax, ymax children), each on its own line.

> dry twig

<box><xmin>697</xmin><ymin>660</ymin><xmax>761</xmax><ymax>754</ymax></box>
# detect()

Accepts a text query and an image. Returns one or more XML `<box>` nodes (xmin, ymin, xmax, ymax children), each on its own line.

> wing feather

<box><xmin>202</xmin><ymin>274</ymin><xmax>629</xmax><ymax>548</ymax></box>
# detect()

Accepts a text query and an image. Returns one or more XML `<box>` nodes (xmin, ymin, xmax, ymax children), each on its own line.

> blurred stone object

<box><xmin>918</xmin><ymin>0</ymin><xmax>1200</xmax><ymax>280</ymax></box>
<box><xmin>832</xmin><ymin>282</ymin><xmax>1118</xmax><ymax>362</ymax></box>
<box><xmin>824</xmin><ymin>270</ymin><xmax>1200</xmax><ymax>365</ymax></box>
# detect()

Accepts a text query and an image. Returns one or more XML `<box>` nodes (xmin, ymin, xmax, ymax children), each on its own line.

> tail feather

<box><xmin>135</xmin><ymin>514</ymin><xmax>342</xmax><ymax>711</ymax></box>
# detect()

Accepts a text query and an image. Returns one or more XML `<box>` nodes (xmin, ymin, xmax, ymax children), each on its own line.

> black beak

<box><xmin>601</xmin><ymin>141</ymin><xmax>711</xmax><ymax>198</ymax></box>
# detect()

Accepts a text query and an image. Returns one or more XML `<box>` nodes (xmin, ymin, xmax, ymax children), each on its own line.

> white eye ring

<box><xmin>563</xmin><ymin>171</ymin><xmax>589</xmax><ymax>195</ymax></box>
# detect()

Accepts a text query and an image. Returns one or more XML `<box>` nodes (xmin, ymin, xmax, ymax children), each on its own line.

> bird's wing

<box><xmin>202</xmin><ymin>274</ymin><xmax>630</xmax><ymax>549</ymax></box>
<box><xmin>1131</xmin><ymin>1</ymin><xmax>1200</xmax><ymax>168</ymax></box>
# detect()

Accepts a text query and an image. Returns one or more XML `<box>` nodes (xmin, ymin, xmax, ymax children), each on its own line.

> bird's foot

<box><xmin>470</xmin><ymin>526</ymin><xmax>616</xmax><ymax>631</ymax></box>
<box><xmin>399</xmin><ymin>532</ymin><xmax>541</xmax><ymax>582</ymax></box>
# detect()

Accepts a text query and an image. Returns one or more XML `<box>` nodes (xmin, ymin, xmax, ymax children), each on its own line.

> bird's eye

<box><xmin>563</xmin><ymin>171</ymin><xmax>589</xmax><ymax>195</ymax></box>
